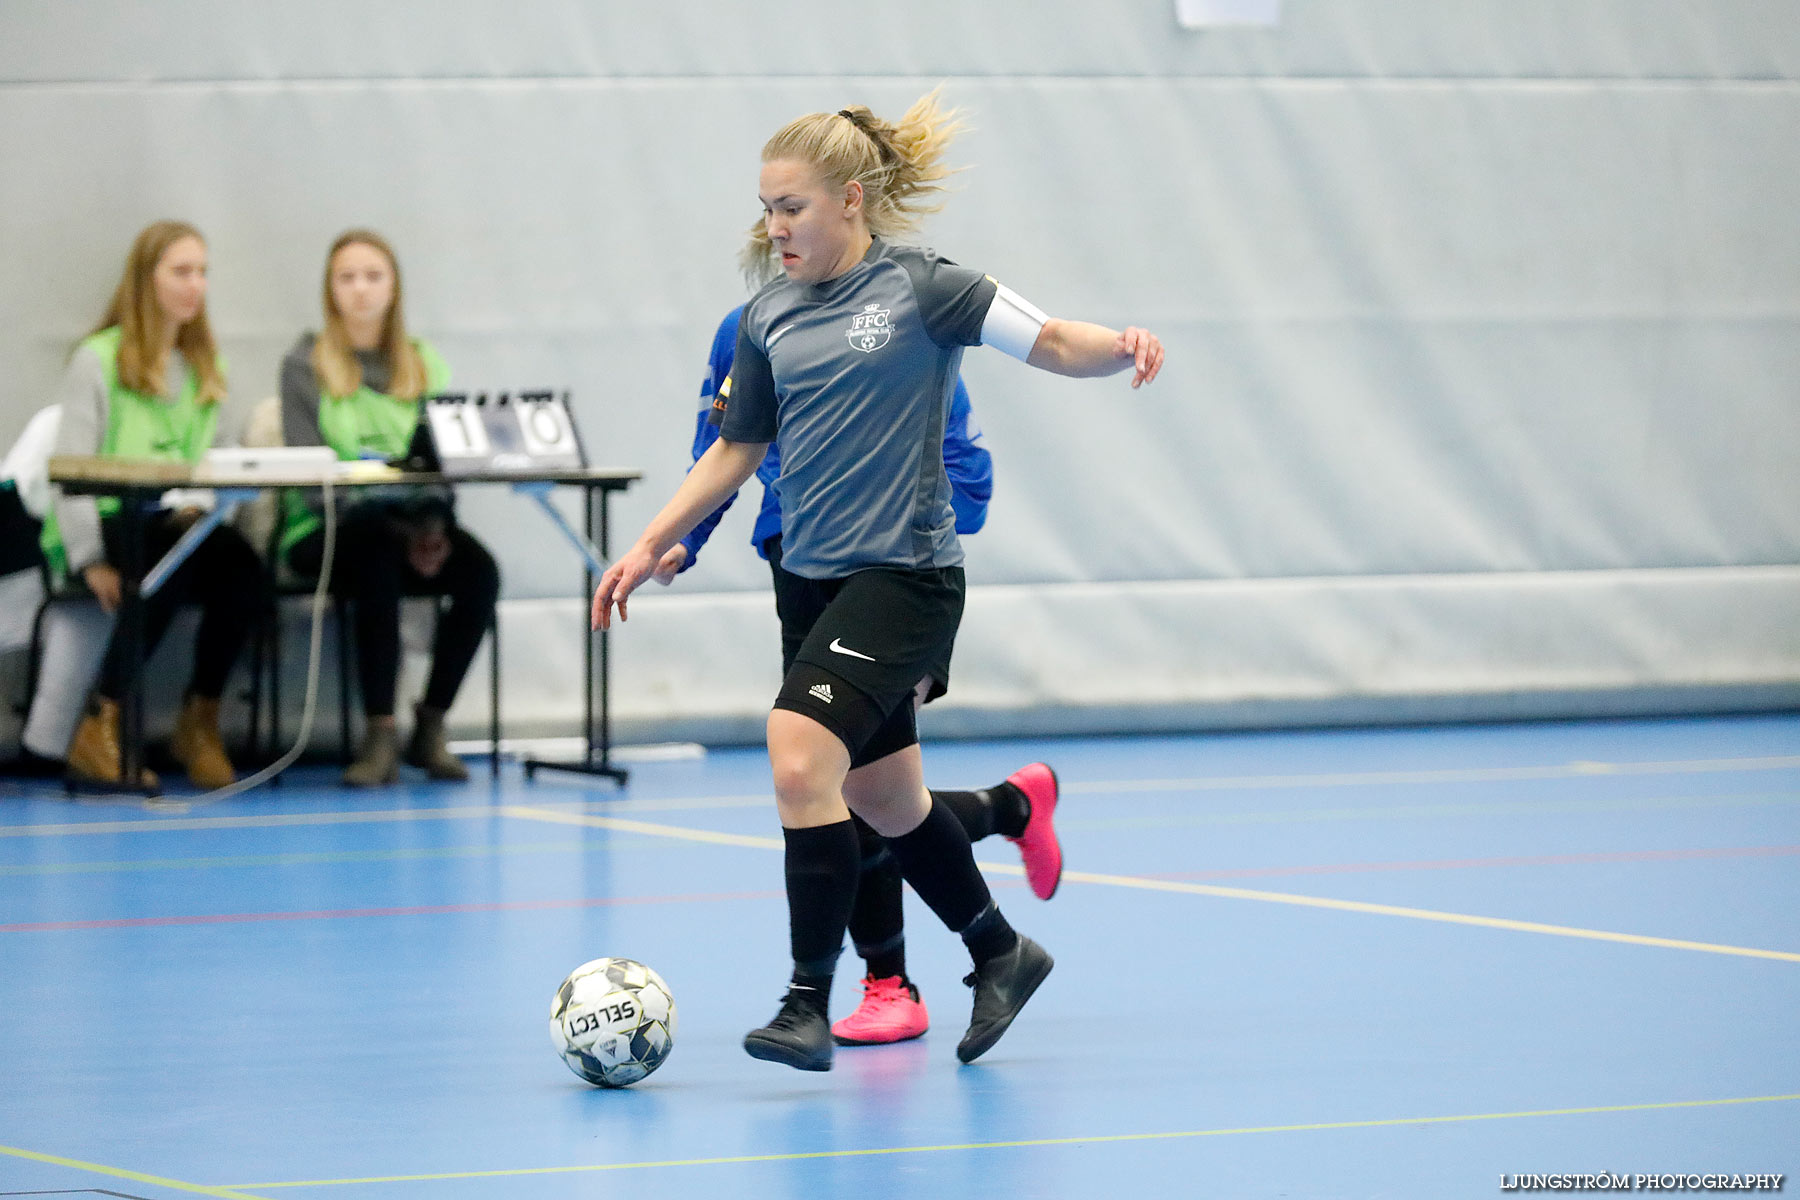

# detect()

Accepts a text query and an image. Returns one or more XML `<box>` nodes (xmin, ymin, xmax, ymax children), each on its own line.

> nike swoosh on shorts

<box><xmin>828</xmin><ymin>638</ymin><xmax>877</xmax><ymax>662</ymax></box>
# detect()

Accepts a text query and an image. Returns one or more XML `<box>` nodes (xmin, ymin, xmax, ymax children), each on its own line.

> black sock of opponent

<box><xmin>933</xmin><ymin>789</ymin><xmax>995</xmax><ymax>841</ymax></box>
<box><xmin>885</xmin><ymin>795</ymin><xmax>1017</xmax><ymax>964</ymax></box>
<box><xmin>985</xmin><ymin>780</ymin><xmax>1031</xmax><ymax>839</ymax></box>
<box><xmin>783</xmin><ymin>821</ymin><xmax>860</xmax><ymax>990</ymax></box>
<box><xmin>936</xmin><ymin>783</ymin><xmax>1030</xmax><ymax>841</ymax></box>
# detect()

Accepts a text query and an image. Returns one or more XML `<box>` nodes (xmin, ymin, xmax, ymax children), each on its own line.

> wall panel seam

<box><xmin>4</xmin><ymin>75</ymin><xmax>1799</xmax><ymax>93</ymax></box>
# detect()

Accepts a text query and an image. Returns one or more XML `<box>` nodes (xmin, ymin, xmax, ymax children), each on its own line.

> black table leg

<box><xmin>489</xmin><ymin>607</ymin><xmax>501</xmax><ymax>780</ymax></box>
<box><xmin>522</xmin><ymin>482</ymin><xmax>627</xmax><ymax>786</ymax></box>
<box><xmin>583</xmin><ymin>482</ymin><xmax>595</xmax><ymax>760</ymax></box>
<box><xmin>597</xmin><ymin>485</ymin><xmax>620</xmax><ymax>776</ymax></box>
<box><xmin>117</xmin><ymin>494</ymin><xmax>157</xmax><ymax>796</ymax></box>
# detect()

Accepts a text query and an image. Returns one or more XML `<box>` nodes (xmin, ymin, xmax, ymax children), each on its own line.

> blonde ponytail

<box><xmin>741</xmin><ymin>88</ymin><xmax>966</xmax><ymax>285</ymax></box>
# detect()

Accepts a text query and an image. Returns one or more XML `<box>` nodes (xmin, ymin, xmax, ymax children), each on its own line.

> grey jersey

<box><xmin>717</xmin><ymin>238</ymin><xmax>997</xmax><ymax>579</ymax></box>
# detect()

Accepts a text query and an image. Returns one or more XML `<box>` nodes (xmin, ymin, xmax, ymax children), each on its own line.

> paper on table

<box><xmin>336</xmin><ymin>459</ymin><xmax>401</xmax><ymax>481</ymax></box>
<box><xmin>158</xmin><ymin>488</ymin><xmax>217</xmax><ymax>511</ymax></box>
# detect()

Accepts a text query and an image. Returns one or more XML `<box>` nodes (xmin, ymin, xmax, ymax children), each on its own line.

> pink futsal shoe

<box><xmin>831</xmin><ymin>975</ymin><xmax>930</xmax><ymax>1046</ymax></box>
<box><xmin>1005</xmin><ymin>762</ymin><xmax>1063</xmax><ymax>900</ymax></box>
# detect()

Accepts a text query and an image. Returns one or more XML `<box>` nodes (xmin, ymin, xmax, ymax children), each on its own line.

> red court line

<box><xmin>0</xmin><ymin>889</ymin><xmax>783</xmax><ymax>934</ymax></box>
<box><xmin>1150</xmin><ymin>844</ymin><xmax>1800</xmax><ymax>882</ymax></box>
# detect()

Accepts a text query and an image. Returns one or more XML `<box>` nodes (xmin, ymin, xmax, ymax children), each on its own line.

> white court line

<box><xmin>1063</xmin><ymin>755</ymin><xmax>1800</xmax><ymax>795</ymax></box>
<box><xmin>6</xmin><ymin>755</ymin><xmax>1796</xmax><ymax>836</ymax></box>
<box><xmin>495</xmin><ymin>805</ymin><xmax>1800</xmax><ymax>964</ymax></box>
<box><xmin>0</xmin><ymin>805</ymin><xmax>500</xmax><ymax>838</ymax></box>
<box><xmin>494</xmin><ymin>754</ymin><xmax>1800</xmax><ymax>818</ymax></box>
<box><xmin>1053</xmin><ymin>868</ymin><xmax>1800</xmax><ymax>963</ymax></box>
<box><xmin>498</xmin><ymin>804</ymin><xmax>783</xmax><ymax>851</ymax></box>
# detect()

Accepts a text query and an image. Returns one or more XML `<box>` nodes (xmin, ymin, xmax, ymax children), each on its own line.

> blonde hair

<box><xmin>311</xmin><ymin>229</ymin><xmax>428</xmax><ymax>401</ymax></box>
<box><xmin>91</xmin><ymin>220</ymin><xmax>226</xmax><ymax>405</ymax></box>
<box><xmin>740</xmin><ymin>88</ymin><xmax>966</xmax><ymax>285</ymax></box>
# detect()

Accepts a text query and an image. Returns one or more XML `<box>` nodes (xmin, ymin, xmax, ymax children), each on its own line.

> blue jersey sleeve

<box><xmin>677</xmin><ymin>413</ymin><xmax>736</xmax><ymax>571</ymax></box>
<box><xmin>677</xmin><ymin>308</ymin><xmax>749</xmax><ymax>571</ymax></box>
<box><xmin>941</xmin><ymin>376</ymin><xmax>992</xmax><ymax>534</ymax></box>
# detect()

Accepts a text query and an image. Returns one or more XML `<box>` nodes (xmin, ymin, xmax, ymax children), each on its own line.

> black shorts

<box><xmin>767</xmin><ymin>538</ymin><xmax>965</xmax><ymax>767</ymax></box>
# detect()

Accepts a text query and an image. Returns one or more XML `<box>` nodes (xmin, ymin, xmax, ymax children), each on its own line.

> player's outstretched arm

<box><xmin>592</xmin><ymin>437</ymin><xmax>768</xmax><ymax>630</ymax></box>
<box><xmin>664</xmin><ymin>405</ymin><xmax>740</xmax><ymax>583</ymax></box>
<box><xmin>1026</xmin><ymin>320</ymin><xmax>1164</xmax><ymax>388</ymax></box>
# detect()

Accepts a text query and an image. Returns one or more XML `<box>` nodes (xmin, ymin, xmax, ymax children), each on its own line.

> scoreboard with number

<box><xmin>411</xmin><ymin>390</ymin><xmax>586</xmax><ymax>476</ymax></box>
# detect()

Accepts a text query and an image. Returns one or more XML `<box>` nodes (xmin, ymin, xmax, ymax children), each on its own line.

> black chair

<box><xmin>255</xmin><ymin>518</ymin><xmax>502</xmax><ymax>780</ymax></box>
<box><xmin>0</xmin><ymin>481</ymin><xmax>38</xmax><ymax>579</ymax></box>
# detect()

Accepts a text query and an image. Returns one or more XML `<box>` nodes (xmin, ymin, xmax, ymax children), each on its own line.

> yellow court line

<box><xmin>497</xmin><ymin>806</ymin><xmax>1800</xmax><ymax>963</ymax></box>
<box><xmin>232</xmin><ymin>1092</ymin><xmax>1800</xmax><ymax>1187</ymax></box>
<box><xmin>0</xmin><ymin>1142</ymin><xmax>270</xmax><ymax>1199</ymax></box>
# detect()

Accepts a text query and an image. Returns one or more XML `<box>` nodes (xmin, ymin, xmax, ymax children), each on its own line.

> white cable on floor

<box><xmin>136</xmin><ymin>476</ymin><xmax>339</xmax><ymax>810</ymax></box>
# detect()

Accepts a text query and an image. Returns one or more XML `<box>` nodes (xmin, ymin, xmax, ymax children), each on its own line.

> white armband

<box><xmin>979</xmin><ymin>281</ymin><xmax>1049</xmax><ymax>363</ymax></box>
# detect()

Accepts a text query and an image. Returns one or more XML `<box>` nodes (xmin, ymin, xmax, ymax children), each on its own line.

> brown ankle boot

<box><xmin>405</xmin><ymin>704</ymin><xmax>469</xmax><ymax>782</ymax></box>
<box><xmin>343</xmin><ymin>723</ymin><xmax>400</xmax><ymax>788</ymax></box>
<box><xmin>171</xmin><ymin>694</ymin><xmax>237</xmax><ymax>789</ymax></box>
<box><xmin>65</xmin><ymin>697</ymin><xmax>159</xmax><ymax>790</ymax></box>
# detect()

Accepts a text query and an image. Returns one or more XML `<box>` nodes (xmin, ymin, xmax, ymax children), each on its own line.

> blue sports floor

<box><xmin>2</xmin><ymin>715</ymin><xmax>1796</xmax><ymax>1198</ymax></box>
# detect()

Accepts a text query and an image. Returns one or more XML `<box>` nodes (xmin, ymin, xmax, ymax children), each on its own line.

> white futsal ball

<box><xmin>549</xmin><ymin>957</ymin><xmax>678</xmax><ymax>1088</ymax></box>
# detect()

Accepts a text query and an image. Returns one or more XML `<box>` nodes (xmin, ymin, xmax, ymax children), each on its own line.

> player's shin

<box><xmin>883</xmin><ymin>795</ymin><xmax>1018</xmax><ymax>965</ymax></box>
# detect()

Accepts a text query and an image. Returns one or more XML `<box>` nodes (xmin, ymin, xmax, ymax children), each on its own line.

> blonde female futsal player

<box><xmin>593</xmin><ymin>91</ymin><xmax>1163</xmax><ymax>1070</ymax></box>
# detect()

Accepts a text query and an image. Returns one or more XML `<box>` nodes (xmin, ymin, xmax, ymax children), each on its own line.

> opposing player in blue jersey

<box><xmin>595</xmin><ymin>90</ymin><xmax>1163</xmax><ymax>1071</ymax></box>
<box><xmin>650</xmin><ymin>304</ymin><xmax>1062</xmax><ymax>1047</ymax></box>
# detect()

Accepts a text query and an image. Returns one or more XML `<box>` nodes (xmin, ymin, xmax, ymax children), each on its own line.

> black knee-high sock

<box><xmin>783</xmin><ymin>821</ymin><xmax>860</xmax><ymax>989</ymax></box>
<box><xmin>934</xmin><ymin>782</ymin><xmax>1030</xmax><ymax>842</ymax></box>
<box><xmin>846</xmin><ymin>816</ymin><xmax>907</xmax><ymax>981</ymax></box>
<box><xmin>885</xmin><ymin>796</ymin><xmax>1018</xmax><ymax>966</ymax></box>
<box><xmin>959</xmin><ymin>902</ymin><xmax>1019</xmax><ymax>966</ymax></box>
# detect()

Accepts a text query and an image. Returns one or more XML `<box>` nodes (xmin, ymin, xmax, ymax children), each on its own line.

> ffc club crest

<box><xmin>846</xmin><ymin>303</ymin><xmax>892</xmax><ymax>353</ymax></box>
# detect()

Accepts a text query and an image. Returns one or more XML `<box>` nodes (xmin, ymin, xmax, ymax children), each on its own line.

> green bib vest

<box><xmin>279</xmin><ymin>338</ymin><xmax>450</xmax><ymax>554</ymax></box>
<box><xmin>40</xmin><ymin>326</ymin><xmax>222</xmax><ymax>578</ymax></box>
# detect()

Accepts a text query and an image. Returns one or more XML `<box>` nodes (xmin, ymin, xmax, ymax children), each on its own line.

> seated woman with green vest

<box><xmin>278</xmin><ymin>229</ymin><xmax>499</xmax><ymax>786</ymax></box>
<box><xmin>45</xmin><ymin>219</ymin><xmax>263</xmax><ymax>790</ymax></box>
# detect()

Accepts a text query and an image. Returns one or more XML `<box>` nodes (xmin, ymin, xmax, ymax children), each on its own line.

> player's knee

<box><xmin>768</xmin><ymin>747</ymin><xmax>833</xmax><ymax>803</ymax></box>
<box><xmin>845</xmin><ymin>782</ymin><xmax>929</xmax><ymax>839</ymax></box>
<box><xmin>766</xmin><ymin>713</ymin><xmax>847</xmax><ymax>805</ymax></box>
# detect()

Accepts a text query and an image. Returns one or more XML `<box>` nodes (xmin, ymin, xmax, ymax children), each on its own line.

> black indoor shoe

<box><xmin>744</xmin><ymin>986</ymin><xmax>834</xmax><ymax>1072</ymax></box>
<box><xmin>957</xmin><ymin>935</ymin><xmax>1054</xmax><ymax>1064</ymax></box>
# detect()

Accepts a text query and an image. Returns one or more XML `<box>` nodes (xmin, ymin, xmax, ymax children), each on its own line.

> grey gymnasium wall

<box><xmin>2</xmin><ymin>0</ymin><xmax>1796</xmax><ymax>747</ymax></box>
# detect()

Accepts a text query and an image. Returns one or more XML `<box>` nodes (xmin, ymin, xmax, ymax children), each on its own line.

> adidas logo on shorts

<box><xmin>808</xmin><ymin>683</ymin><xmax>833</xmax><ymax>704</ymax></box>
